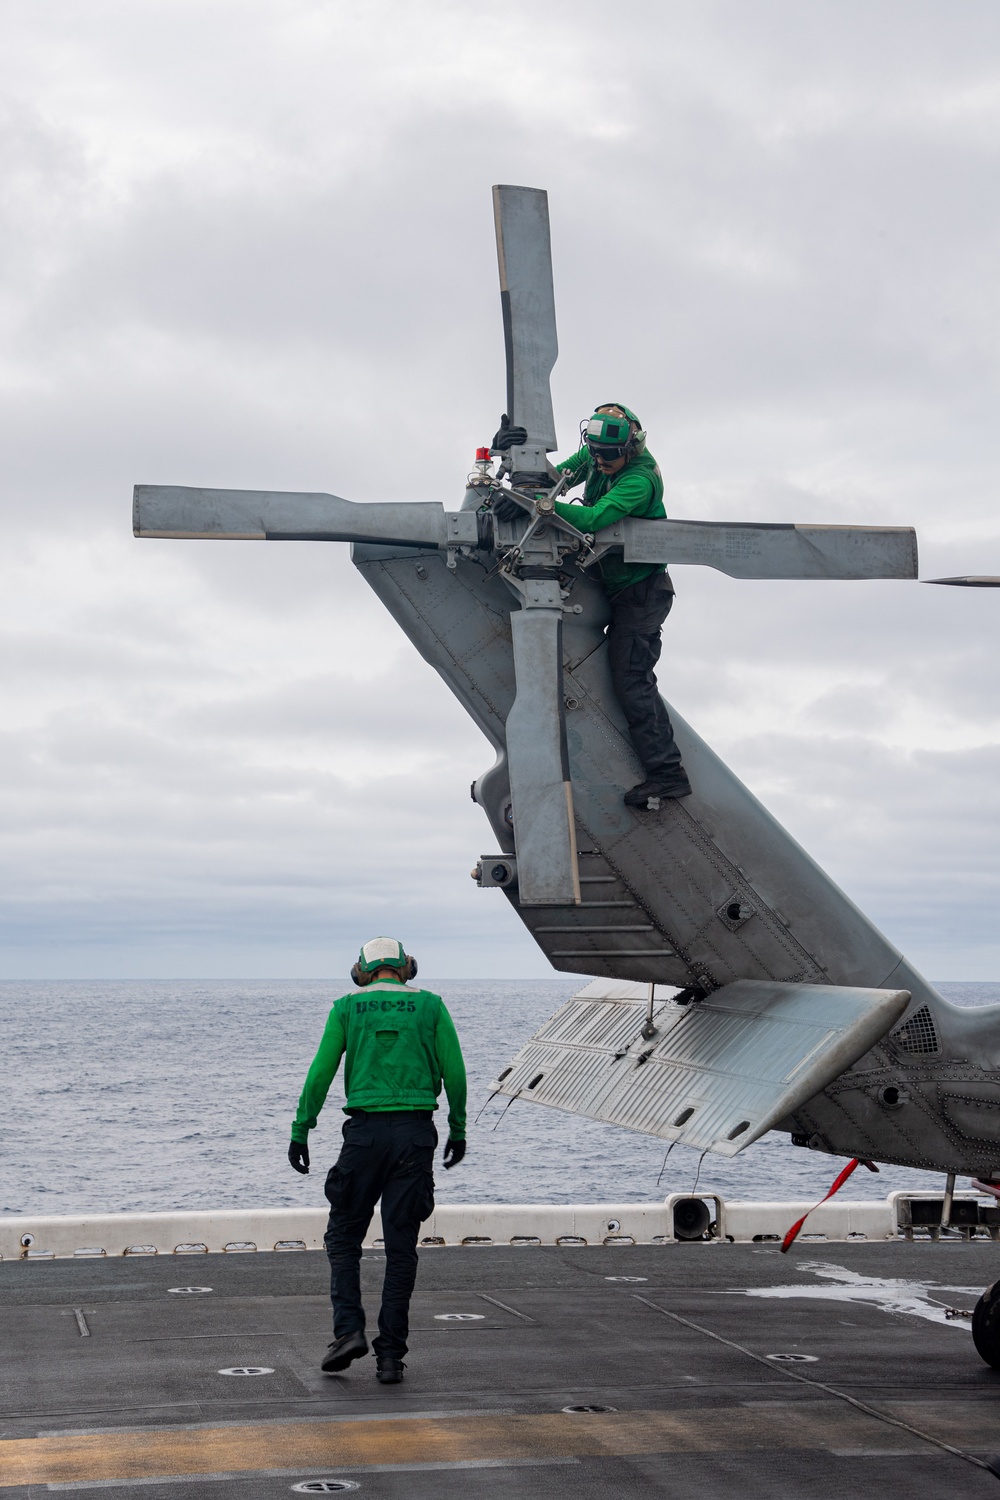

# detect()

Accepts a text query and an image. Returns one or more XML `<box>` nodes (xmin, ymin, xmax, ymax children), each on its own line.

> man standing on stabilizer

<box><xmin>497</xmin><ymin>403</ymin><xmax>690</xmax><ymax>808</ymax></box>
<box><xmin>556</xmin><ymin>404</ymin><xmax>691</xmax><ymax>807</ymax></box>
<box><xmin>288</xmin><ymin>937</ymin><xmax>467</xmax><ymax>1384</ymax></box>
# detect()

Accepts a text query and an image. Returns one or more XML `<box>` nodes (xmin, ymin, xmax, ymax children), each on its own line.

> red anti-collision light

<box><xmin>475</xmin><ymin>447</ymin><xmax>491</xmax><ymax>461</ymax></box>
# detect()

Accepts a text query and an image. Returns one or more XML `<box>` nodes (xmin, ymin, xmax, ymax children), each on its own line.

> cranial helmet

<box><xmin>582</xmin><ymin>404</ymin><xmax>646</xmax><ymax>460</ymax></box>
<box><xmin>351</xmin><ymin>936</ymin><xmax>418</xmax><ymax>987</ymax></box>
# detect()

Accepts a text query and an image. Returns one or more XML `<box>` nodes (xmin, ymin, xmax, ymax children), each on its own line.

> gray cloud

<box><xmin>0</xmin><ymin>0</ymin><xmax>998</xmax><ymax>978</ymax></box>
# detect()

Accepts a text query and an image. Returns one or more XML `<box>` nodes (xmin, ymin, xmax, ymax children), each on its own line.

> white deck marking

<box><xmin>719</xmin><ymin>1260</ymin><xmax>980</xmax><ymax>1329</ymax></box>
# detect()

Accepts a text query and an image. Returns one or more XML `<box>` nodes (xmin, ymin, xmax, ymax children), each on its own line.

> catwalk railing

<box><xmin>3</xmin><ymin>1193</ymin><xmax>996</xmax><ymax>1258</ymax></box>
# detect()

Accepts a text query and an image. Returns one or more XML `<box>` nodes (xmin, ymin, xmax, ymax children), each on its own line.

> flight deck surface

<box><xmin>2</xmin><ymin>1242</ymin><xmax>999</xmax><ymax>1497</ymax></box>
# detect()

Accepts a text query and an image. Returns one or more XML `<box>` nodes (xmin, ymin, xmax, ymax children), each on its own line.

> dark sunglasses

<box><xmin>588</xmin><ymin>444</ymin><xmax>627</xmax><ymax>461</ymax></box>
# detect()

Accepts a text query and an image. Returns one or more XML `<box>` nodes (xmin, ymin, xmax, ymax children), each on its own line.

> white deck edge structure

<box><xmin>2</xmin><ymin>1192</ymin><xmax>994</xmax><ymax>1258</ymax></box>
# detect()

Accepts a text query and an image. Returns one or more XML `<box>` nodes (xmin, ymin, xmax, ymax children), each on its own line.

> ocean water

<box><xmin>2</xmin><ymin>979</ymin><xmax>997</xmax><ymax>1218</ymax></box>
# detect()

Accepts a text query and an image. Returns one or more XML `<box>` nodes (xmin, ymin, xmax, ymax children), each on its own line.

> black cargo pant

<box><xmin>606</xmin><ymin>571</ymin><xmax>684</xmax><ymax>779</ymax></box>
<box><xmin>323</xmin><ymin>1109</ymin><xmax>436</xmax><ymax>1360</ymax></box>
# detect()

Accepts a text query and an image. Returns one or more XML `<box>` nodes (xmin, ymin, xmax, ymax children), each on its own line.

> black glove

<box><xmin>491</xmin><ymin>413</ymin><xmax>527</xmax><ymax>452</ymax></box>
<box><xmin>288</xmin><ymin>1139</ymin><xmax>310</xmax><ymax>1175</ymax></box>
<box><xmin>443</xmin><ymin>1137</ymin><xmax>466</xmax><ymax>1170</ymax></box>
<box><xmin>492</xmin><ymin>494</ymin><xmax>525</xmax><ymax>524</ymax></box>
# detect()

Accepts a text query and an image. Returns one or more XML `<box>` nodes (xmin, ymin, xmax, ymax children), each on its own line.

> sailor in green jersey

<box><xmin>554</xmin><ymin>403</ymin><xmax>691</xmax><ymax>807</ymax></box>
<box><xmin>288</xmin><ymin>936</ymin><xmax>467</xmax><ymax>1385</ymax></box>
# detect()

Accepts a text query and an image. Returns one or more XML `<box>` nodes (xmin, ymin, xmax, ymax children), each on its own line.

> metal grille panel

<box><xmin>890</xmin><ymin>1004</ymin><xmax>940</xmax><ymax>1056</ymax></box>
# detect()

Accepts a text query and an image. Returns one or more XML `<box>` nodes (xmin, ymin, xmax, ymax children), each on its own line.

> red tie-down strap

<box><xmin>781</xmin><ymin>1157</ymin><xmax>880</xmax><ymax>1253</ymax></box>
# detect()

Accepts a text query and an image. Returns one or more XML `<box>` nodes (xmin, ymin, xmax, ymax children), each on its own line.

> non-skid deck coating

<box><xmin>1</xmin><ymin>1242</ymin><xmax>999</xmax><ymax>1498</ymax></box>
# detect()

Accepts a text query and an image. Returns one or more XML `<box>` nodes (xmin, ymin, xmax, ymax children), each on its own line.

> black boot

<box><xmin>376</xmin><ymin>1356</ymin><xmax>406</xmax><ymax>1384</ymax></box>
<box><xmin>624</xmin><ymin>772</ymin><xmax>692</xmax><ymax>808</ymax></box>
<box><xmin>321</xmin><ymin>1330</ymin><xmax>368</xmax><ymax>1372</ymax></box>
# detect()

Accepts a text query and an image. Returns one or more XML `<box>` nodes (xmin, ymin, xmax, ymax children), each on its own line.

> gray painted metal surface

<box><xmin>133</xmin><ymin>484</ymin><xmax>917</xmax><ymax>583</ymax></box>
<box><xmin>492</xmin><ymin>185</ymin><xmax>558</xmax><ymax>469</ymax></box>
<box><xmin>621</xmin><ymin>518</ymin><xmax>918</xmax><ymax>580</ymax></box>
<box><xmin>352</xmin><ymin>543</ymin><xmax>902</xmax><ymax>992</ymax></box>
<box><xmin>133</xmin><ymin>485</ymin><xmax>477</xmax><ymax>548</ymax></box>
<box><xmin>353</xmin><ymin>538</ymin><xmax>1000</xmax><ymax>1176</ymax></box>
<box><xmin>490</xmin><ymin>978</ymin><xmax>910</xmax><ymax>1155</ymax></box>
<box><xmin>506</xmin><ymin>600</ymin><xmax>580</xmax><ymax>906</ymax></box>
<box><xmin>925</xmin><ymin>575</ymin><xmax>1000</xmax><ymax>587</ymax></box>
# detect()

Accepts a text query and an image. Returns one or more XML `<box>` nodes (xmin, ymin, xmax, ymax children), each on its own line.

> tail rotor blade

<box><xmin>506</xmin><ymin>604</ymin><xmax>580</xmax><ymax>907</ymax></box>
<box><xmin>492</xmin><ymin>185</ymin><xmax>558</xmax><ymax>468</ymax></box>
<box><xmin>133</xmin><ymin>485</ymin><xmax>476</xmax><ymax>549</ymax></box>
<box><xmin>923</xmin><ymin>576</ymin><xmax>1000</xmax><ymax>587</ymax></box>
<box><xmin>620</xmin><ymin>519</ymin><xmax>919</xmax><ymax>580</ymax></box>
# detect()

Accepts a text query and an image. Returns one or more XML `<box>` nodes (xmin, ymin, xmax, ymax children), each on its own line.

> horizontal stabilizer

<box><xmin>133</xmin><ymin>486</ymin><xmax>477</xmax><ymax>548</ymax></box>
<box><xmin>620</xmin><ymin>519</ymin><xmax>918</xmax><ymax>580</ymax></box>
<box><xmin>490</xmin><ymin>978</ymin><xmax>910</xmax><ymax>1155</ymax></box>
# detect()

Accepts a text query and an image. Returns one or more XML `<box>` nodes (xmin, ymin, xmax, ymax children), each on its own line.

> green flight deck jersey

<box><xmin>291</xmin><ymin>978</ymin><xmax>467</xmax><ymax>1143</ymax></box>
<box><xmin>553</xmin><ymin>446</ymin><xmax>669</xmax><ymax>598</ymax></box>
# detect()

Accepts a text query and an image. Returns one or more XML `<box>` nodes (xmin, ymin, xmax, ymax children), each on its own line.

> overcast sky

<box><xmin>1</xmin><ymin>0</ymin><xmax>998</xmax><ymax>980</ymax></box>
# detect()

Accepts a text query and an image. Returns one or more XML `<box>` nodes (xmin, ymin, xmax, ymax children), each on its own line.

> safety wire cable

<box><xmin>633</xmin><ymin>1295</ymin><xmax>993</xmax><ymax>1474</ymax></box>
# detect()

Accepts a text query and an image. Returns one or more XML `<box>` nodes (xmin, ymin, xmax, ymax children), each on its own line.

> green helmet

<box><xmin>351</xmin><ymin>935</ymin><xmax>417</xmax><ymax>986</ymax></box>
<box><xmin>582</xmin><ymin>404</ymin><xmax>645</xmax><ymax>459</ymax></box>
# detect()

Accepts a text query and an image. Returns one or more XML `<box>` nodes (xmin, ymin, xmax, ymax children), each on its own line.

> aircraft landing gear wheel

<box><xmin>972</xmin><ymin>1281</ymin><xmax>1000</xmax><ymax>1370</ymax></box>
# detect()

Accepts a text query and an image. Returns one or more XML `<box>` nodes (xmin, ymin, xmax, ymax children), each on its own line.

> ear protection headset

<box><xmin>351</xmin><ymin>954</ymin><xmax>418</xmax><ymax>986</ymax></box>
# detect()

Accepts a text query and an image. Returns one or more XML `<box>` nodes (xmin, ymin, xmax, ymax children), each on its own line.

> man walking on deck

<box><xmin>288</xmin><ymin>936</ymin><xmax>467</xmax><ymax>1384</ymax></box>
